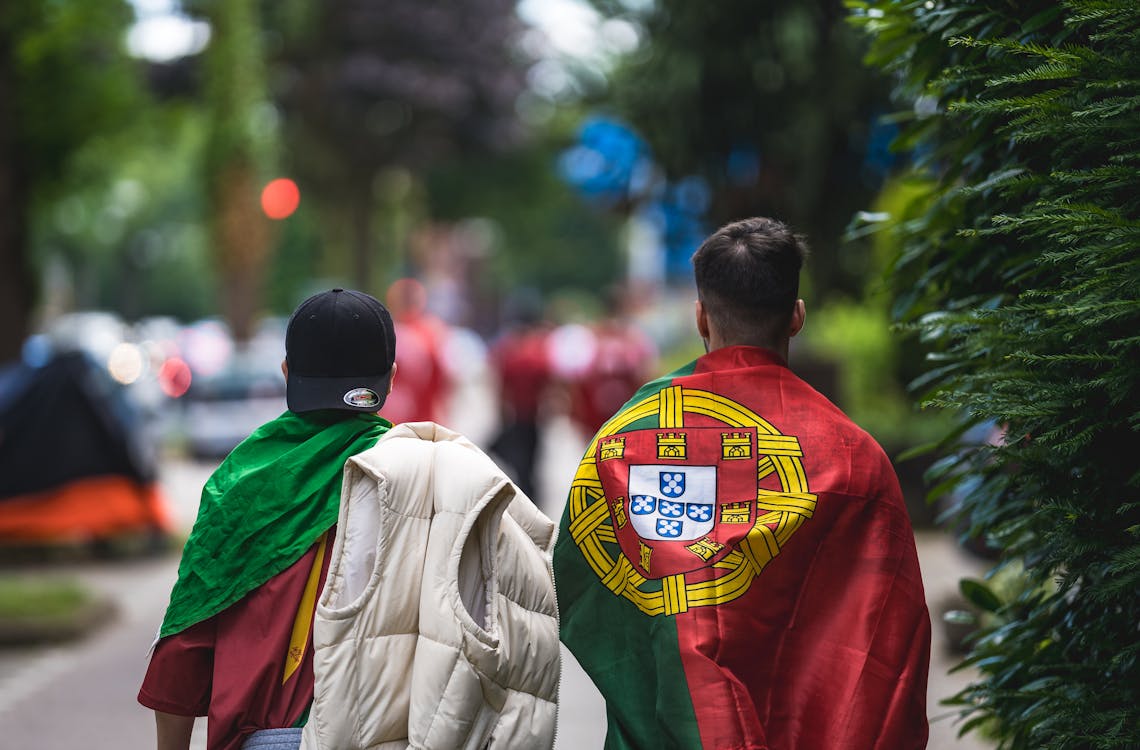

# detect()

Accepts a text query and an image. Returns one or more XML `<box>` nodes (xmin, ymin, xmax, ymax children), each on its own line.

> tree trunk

<box><xmin>0</xmin><ymin>29</ymin><xmax>33</xmax><ymax>363</ymax></box>
<box><xmin>201</xmin><ymin>0</ymin><xmax>274</xmax><ymax>345</ymax></box>
<box><xmin>212</xmin><ymin>161</ymin><xmax>271</xmax><ymax>344</ymax></box>
<box><xmin>349</xmin><ymin>174</ymin><xmax>375</xmax><ymax>290</ymax></box>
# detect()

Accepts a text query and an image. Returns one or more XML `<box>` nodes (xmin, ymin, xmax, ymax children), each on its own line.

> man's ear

<box><xmin>386</xmin><ymin>362</ymin><xmax>397</xmax><ymax>396</ymax></box>
<box><xmin>280</xmin><ymin>359</ymin><xmax>288</xmax><ymax>379</ymax></box>
<box><xmin>695</xmin><ymin>299</ymin><xmax>711</xmax><ymax>340</ymax></box>
<box><xmin>788</xmin><ymin>299</ymin><xmax>806</xmax><ymax>338</ymax></box>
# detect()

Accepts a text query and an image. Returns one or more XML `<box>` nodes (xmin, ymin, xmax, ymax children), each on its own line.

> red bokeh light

<box><xmin>158</xmin><ymin>356</ymin><xmax>193</xmax><ymax>398</ymax></box>
<box><xmin>261</xmin><ymin>178</ymin><xmax>300</xmax><ymax>220</ymax></box>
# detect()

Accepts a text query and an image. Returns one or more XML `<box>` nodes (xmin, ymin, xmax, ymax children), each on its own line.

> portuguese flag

<box><xmin>554</xmin><ymin>346</ymin><xmax>930</xmax><ymax>749</ymax></box>
<box><xmin>159</xmin><ymin>410</ymin><xmax>390</xmax><ymax>637</ymax></box>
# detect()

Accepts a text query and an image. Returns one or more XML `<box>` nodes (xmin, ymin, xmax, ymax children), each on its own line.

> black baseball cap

<box><xmin>285</xmin><ymin>288</ymin><xmax>397</xmax><ymax>413</ymax></box>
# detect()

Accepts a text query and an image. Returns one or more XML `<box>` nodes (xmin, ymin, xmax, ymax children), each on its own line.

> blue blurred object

<box><xmin>0</xmin><ymin>350</ymin><xmax>157</xmax><ymax>498</ymax></box>
<box><xmin>557</xmin><ymin>116</ymin><xmax>653</xmax><ymax>206</ymax></box>
<box><xmin>862</xmin><ymin>113</ymin><xmax>900</xmax><ymax>184</ymax></box>
<box><xmin>21</xmin><ymin>334</ymin><xmax>54</xmax><ymax>368</ymax></box>
<box><xmin>654</xmin><ymin>176</ymin><xmax>710</xmax><ymax>281</ymax></box>
<box><xmin>726</xmin><ymin>145</ymin><xmax>762</xmax><ymax>187</ymax></box>
<box><xmin>559</xmin><ymin>115</ymin><xmax>711</xmax><ymax>283</ymax></box>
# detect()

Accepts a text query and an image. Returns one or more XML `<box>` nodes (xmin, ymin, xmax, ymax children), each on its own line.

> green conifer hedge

<box><xmin>848</xmin><ymin>0</ymin><xmax>1140</xmax><ymax>746</ymax></box>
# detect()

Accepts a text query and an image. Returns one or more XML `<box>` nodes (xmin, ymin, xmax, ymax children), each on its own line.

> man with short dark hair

<box><xmin>555</xmin><ymin>217</ymin><xmax>931</xmax><ymax>749</ymax></box>
<box><xmin>692</xmin><ymin>216</ymin><xmax>807</xmax><ymax>352</ymax></box>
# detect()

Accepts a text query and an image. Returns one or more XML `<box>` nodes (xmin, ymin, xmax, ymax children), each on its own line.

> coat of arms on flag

<box><xmin>565</xmin><ymin>385</ymin><xmax>818</xmax><ymax>616</ymax></box>
<box><xmin>597</xmin><ymin>428</ymin><xmax>758</xmax><ymax>578</ymax></box>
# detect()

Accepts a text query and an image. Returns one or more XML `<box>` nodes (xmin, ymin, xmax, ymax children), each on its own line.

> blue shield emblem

<box><xmin>660</xmin><ymin>472</ymin><xmax>685</xmax><ymax>498</ymax></box>
<box><xmin>630</xmin><ymin>495</ymin><xmax>656</xmax><ymax>515</ymax></box>
<box><xmin>686</xmin><ymin>503</ymin><xmax>713</xmax><ymax>522</ymax></box>
<box><xmin>627</xmin><ymin>465</ymin><xmax>717</xmax><ymax>542</ymax></box>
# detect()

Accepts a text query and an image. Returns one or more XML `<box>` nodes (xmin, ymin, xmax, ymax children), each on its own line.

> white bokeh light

<box><xmin>108</xmin><ymin>342</ymin><xmax>145</xmax><ymax>385</ymax></box>
<box><xmin>126</xmin><ymin>9</ymin><xmax>210</xmax><ymax>62</ymax></box>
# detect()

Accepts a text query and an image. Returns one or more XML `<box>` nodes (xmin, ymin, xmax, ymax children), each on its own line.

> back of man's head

<box><xmin>692</xmin><ymin>217</ymin><xmax>808</xmax><ymax>348</ymax></box>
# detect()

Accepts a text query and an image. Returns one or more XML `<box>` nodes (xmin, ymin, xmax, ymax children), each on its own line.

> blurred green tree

<box><xmin>190</xmin><ymin>0</ymin><xmax>276</xmax><ymax>343</ymax></box>
<box><xmin>265</xmin><ymin>0</ymin><xmax>529</xmax><ymax>292</ymax></box>
<box><xmin>851</xmin><ymin>0</ymin><xmax>1140</xmax><ymax>745</ymax></box>
<box><xmin>0</xmin><ymin>0</ymin><xmax>143</xmax><ymax>361</ymax></box>
<box><xmin>31</xmin><ymin>106</ymin><xmax>216</xmax><ymax>324</ymax></box>
<box><xmin>580</xmin><ymin>0</ymin><xmax>892</xmax><ymax>299</ymax></box>
<box><xmin>424</xmin><ymin>122</ymin><xmax>625</xmax><ymax>306</ymax></box>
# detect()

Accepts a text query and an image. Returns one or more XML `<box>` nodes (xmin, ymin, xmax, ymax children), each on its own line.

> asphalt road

<box><xmin>0</xmin><ymin>382</ymin><xmax>993</xmax><ymax>749</ymax></box>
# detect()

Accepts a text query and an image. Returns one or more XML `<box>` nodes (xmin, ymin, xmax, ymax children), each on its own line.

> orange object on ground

<box><xmin>0</xmin><ymin>475</ymin><xmax>172</xmax><ymax>543</ymax></box>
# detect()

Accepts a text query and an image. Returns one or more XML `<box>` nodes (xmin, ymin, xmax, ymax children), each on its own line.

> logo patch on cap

<box><xmin>342</xmin><ymin>387</ymin><xmax>381</xmax><ymax>409</ymax></box>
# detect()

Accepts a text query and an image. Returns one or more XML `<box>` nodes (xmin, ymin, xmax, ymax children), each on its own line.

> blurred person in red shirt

<box><xmin>488</xmin><ymin>289</ymin><xmax>555</xmax><ymax>501</ymax></box>
<box><xmin>566</xmin><ymin>285</ymin><xmax>658</xmax><ymax>440</ymax></box>
<box><xmin>380</xmin><ymin>278</ymin><xmax>450</xmax><ymax>426</ymax></box>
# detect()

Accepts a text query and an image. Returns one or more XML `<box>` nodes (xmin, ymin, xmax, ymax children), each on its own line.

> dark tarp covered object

<box><xmin>0</xmin><ymin>351</ymin><xmax>169</xmax><ymax>541</ymax></box>
<box><xmin>0</xmin><ymin>351</ymin><xmax>155</xmax><ymax>497</ymax></box>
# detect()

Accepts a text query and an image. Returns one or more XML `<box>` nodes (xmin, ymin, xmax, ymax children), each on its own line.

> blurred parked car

<box><xmin>181</xmin><ymin>352</ymin><xmax>286</xmax><ymax>460</ymax></box>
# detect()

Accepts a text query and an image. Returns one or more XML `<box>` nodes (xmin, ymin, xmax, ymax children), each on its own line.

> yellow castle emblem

<box><xmin>657</xmin><ymin>432</ymin><xmax>687</xmax><ymax>460</ymax></box>
<box><xmin>720</xmin><ymin>501</ymin><xmax>752</xmax><ymax>524</ymax></box>
<box><xmin>612</xmin><ymin>497</ymin><xmax>628</xmax><ymax>529</ymax></box>
<box><xmin>600</xmin><ymin>436</ymin><xmax>626</xmax><ymax>461</ymax></box>
<box><xmin>721</xmin><ymin>432</ymin><xmax>752</xmax><ymax>460</ymax></box>
<box><xmin>685</xmin><ymin>537</ymin><xmax>726</xmax><ymax>561</ymax></box>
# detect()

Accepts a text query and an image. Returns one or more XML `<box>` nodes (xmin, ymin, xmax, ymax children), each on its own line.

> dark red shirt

<box><xmin>492</xmin><ymin>327</ymin><xmax>554</xmax><ymax>422</ymax></box>
<box><xmin>138</xmin><ymin>533</ymin><xmax>333</xmax><ymax>750</ymax></box>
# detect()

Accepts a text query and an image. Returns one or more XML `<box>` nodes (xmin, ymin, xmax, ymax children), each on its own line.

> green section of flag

<box><xmin>160</xmin><ymin>410</ymin><xmax>390</xmax><ymax>637</ymax></box>
<box><xmin>555</xmin><ymin>359</ymin><xmax>703</xmax><ymax>748</ymax></box>
<box><xmin>555</xmin><ymin>533</ymin><xmax>703</xmax><ymax>749</ymax></box>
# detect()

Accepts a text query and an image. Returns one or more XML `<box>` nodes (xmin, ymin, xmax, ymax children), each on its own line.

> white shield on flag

<box><xmin>627</xmin><ymin>465</ymin><xmax>717</xmax><ymax>541</ymax></box>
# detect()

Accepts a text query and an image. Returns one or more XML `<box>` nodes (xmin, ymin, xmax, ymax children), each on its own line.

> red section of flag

<box><xmin>674</xmin><ymin>490</ymin><xmax>930</xmax><ymax>748</ymax></box>
<box><xmin>140</xmin><ymin>533</ymin><xmax>333</xmax><ymax>750</ymax></box>
<box><xmin>666</xmin><ymin>348</ymin><xmax>931</xmax><ymax>749</ymax></box>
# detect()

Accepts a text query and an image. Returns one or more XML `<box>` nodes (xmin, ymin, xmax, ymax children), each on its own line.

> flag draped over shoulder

<box><xmin>554</xmin><ymin>346</ymin><xmax>930</xmax><ymax>750</ymax></box>
<box><xmin>159</xmin><ymin>410</ymin><xmax>390</xmax><ymax>638</ymax></box>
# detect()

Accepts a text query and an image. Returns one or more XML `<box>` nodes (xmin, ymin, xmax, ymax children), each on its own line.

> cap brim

<box><xmin>286</xmin><ymin>373</ymin><xmax>389</xmax><ymax>413</ymax></box>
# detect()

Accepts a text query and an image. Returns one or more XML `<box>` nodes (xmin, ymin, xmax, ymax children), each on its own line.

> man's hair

<box><xmin>692</xmin><ymin>217</ymin><xmax>808</xmax><ymax>348</ymax></box>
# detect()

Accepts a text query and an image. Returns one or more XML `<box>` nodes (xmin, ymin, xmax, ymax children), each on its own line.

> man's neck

<box><xmin>706</xmin><ymin>336</ymin><xmax>789</xmax><ymax>364</ymax></box>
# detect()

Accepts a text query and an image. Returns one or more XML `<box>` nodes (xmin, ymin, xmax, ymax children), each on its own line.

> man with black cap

<box><xmin>139</xmin><ymin>289</ymin><xmax>559</xmax><ymax>750</ymax></box>
<box><xmin>138</xmin><ymin>288</ymin><xmax>397</xmax><ymax>750</ymax></box>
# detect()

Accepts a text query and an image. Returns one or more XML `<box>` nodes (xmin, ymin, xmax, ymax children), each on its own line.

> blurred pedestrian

<box><xmin>380</xmin><ymin>277</ymin><xmax>451</xmax><ymax>426</ymax></box>
<box><xmin>487</xmin><ymin>289</ymin><xmax>555</xmax><ymax>501</ymax></box>
<box><xmin>554</xmin><ymin>218</ymin><xmax>931</xmax><ymax>748</ymax></box>
<box><xmin>565</xmin><ymin>285</ymin><xmax>657</xmax><ymax>441</ymax></box>
<box><xmin>139</xmin><ymin>288</ymin><xmax>559</xmax><ymax>750</ymax></box>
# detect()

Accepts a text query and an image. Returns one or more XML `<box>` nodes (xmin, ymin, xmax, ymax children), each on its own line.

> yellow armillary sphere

<box><xmin>566</xmin><ymin>385</ymin><xmax>817</xmax><ymax>617</ymax></box>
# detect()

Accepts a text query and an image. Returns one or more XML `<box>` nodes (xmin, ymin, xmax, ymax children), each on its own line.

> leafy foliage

<box><xmin>424</xmin><ymin>129</ymin><xmax>624</xmax><ymax>298</ymax></box>
<box><xmin>264</xmin><ymin>0</ymin><xmax>528</xmax><ymax>290</ymax></box>
<box><xmin>193</xmin><ymin>0</ymin><xmax>277</xmax><ymax>342</ymax></box>
<box><xmin>0</xmin><ymin>0</ymin><xmax>145</xmax><ymax>359</ymax></box>
<box><xmin>31</xmin><ymin>107</ymin><xmax>217</xmax><ymax>322</ymax></box>
<box><xmin>2</xmin><ymin>0</ymin><xmax>142</xmax><ymax>191</ymax></box>
<box><xmin>851</xmin><ymin>0</ymin><xmax>1140</xmax><ymax>745</ymax></box>
<box><xmin>582</xmin><ymin>0</ymin><xmax>894</xmax><ymax>299</ymax></box>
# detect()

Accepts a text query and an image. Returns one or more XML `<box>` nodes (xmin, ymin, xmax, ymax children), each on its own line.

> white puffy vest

<box><xmin>300</xmin><ymin>422</ymin><xmax>560</xmax><ymax>750</ymax></box>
